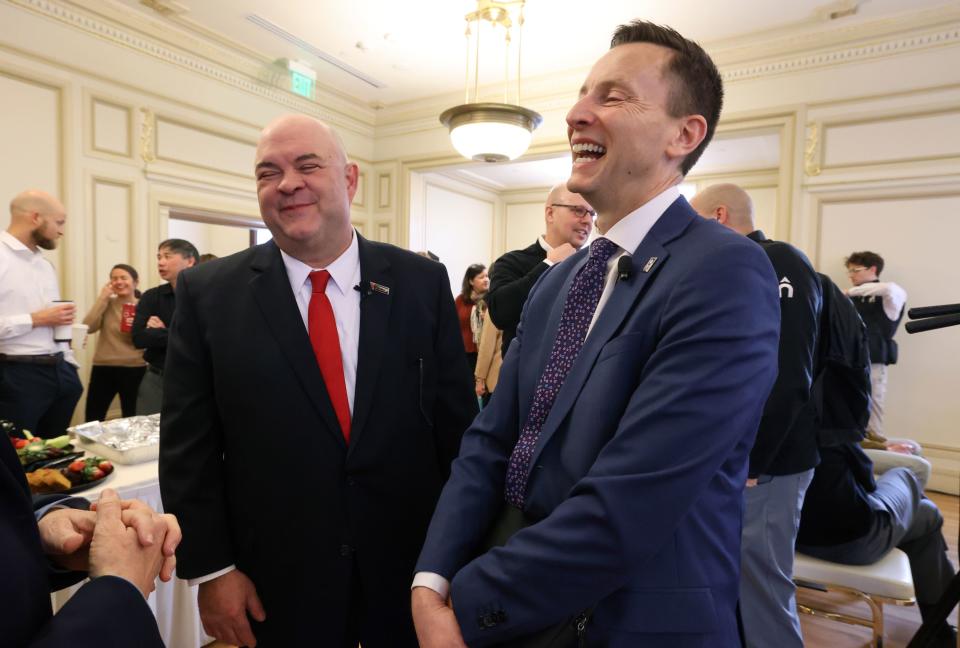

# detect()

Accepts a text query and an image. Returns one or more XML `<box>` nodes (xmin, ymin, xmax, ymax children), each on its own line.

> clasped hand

<box><xmin>37</xmin><ymin>488</ymin><xmax>181</xmax><ymax>598</ymax></box>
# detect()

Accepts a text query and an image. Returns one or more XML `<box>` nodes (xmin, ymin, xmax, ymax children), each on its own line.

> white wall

<box><xmin>167</xmin><ymin>219</ymin><xmax>251</xmax><ymax>260</ymax></box>
<box><xmin>415</xmin><ymin>174</ymin><xmax>497</xmax><ymax>296</ymax></box>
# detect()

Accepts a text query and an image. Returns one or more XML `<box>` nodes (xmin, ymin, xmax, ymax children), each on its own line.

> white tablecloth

<box><xmin>50</xmin><ymin>459</ymin><xmax>211</xmax><ymax>648</ymax></box>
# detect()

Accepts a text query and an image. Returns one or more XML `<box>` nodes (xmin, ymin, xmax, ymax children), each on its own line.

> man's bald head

<box><xmin>257</xmin><ymin>114</ymin><xmax>348</xmax><ymax>165</ymax></box>
<box><xmin>690</xmin><ymin>183</ymin><xmax>755</xmax><ymax>235</ymax></box>
<box><xmin>8</xmin><ymin>189</ymin><xmax>66</xmax><ymax>250</ymax></box>
<box><xmin>254</xmin><ymin>113</ymin><xmax>359</xmax><ymax>267</ymax></box>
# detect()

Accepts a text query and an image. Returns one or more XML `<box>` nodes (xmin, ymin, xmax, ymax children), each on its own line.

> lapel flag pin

<box><xmin>642</xmin><ymin>257</ymin><xmax>658</xmax><ymax>273</ymax></box>
<box><xmin>370</xmin><ymin>282</ymin><xmax>390</xmax><ymax>295</ymax></box>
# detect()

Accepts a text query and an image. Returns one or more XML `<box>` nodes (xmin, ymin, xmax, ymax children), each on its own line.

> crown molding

<box><xmin>721</xmin><ymin>22</ymin><xmax>960</xmax><ymax>83</ymax></box>
<box><xmin>8</xmin><ymin>0</ymin><xmax>960</xmax><ymax>144</ymax></box>
<box><xmin>707</xmin><ymin>3</ymin><xmax>960</xmax><ymax>67</ymax></box>
<box><xmin>8</xmin><ymin>0</ymin><xmax>377</xmax><ymax>135</ymax></box>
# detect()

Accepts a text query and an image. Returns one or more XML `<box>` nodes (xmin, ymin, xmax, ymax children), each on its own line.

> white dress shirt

<box><xmin>0</xmin><ymin>230</ymin><xmax>76</xmax><ymax>366</ymax></box>
<box><xmin>412</xmin><ymin>185</ymin><xmax>681</xmax><ymax>598</ymax></box>
<box><xmin>189</xmin><ymin>230</ymin><xmax>362</xmax><ymax>587</ymax></box>
<box><xmin>279</xmin><ymin>231</ymin><xmax>362</xmax><ymax>415</ymax></box>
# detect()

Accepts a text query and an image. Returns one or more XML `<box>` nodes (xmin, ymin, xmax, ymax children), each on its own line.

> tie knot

<box><xmin>309</xmin><ymin>270</ymin><xmax>331</xmax><ymax>294</ymax></box>
<box><xmin>589</xmin><ymin>237</ymin><xmax>618</xmax><ymax>265</ymax></box>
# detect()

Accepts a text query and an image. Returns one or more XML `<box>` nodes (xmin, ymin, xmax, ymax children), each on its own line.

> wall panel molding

<box><xmin>9</xmin><ymin>0</ymin><xmax>374</xmax><ymax>136</ymax></box>
<box><xmin>87</xmin><ymin>92</ymin><xmax>133</xmax><ymax>160</ymax></box>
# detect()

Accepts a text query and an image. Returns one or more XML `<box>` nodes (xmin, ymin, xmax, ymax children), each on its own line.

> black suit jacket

<box><xmin>159</xmin><ymin>236</ymin><xmax>477</xmax><ymax>645</ymax></box>
<box><xmin>486</xmin><ymin>240</ymin><xmax>548</xmax><ymax>356</ymax></box>
<box><xmin>0</xmin><ymin>433</ymin><xmax>162</xmax><ymax>647</ymax></box>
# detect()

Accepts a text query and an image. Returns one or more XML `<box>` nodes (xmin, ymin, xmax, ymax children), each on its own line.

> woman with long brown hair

<box><xmin>454</xmin><ymin>263</ymin><xmax>489</xmax><ymax>375</ymax></box>
<box><xmin>82</xmin><ymin>263</ymin><xmax>146</xmax><ymax>421</ymax></box>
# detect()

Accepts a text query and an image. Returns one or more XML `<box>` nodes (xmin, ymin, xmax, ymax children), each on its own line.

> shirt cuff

<box><xmin>1</xmin><ymin>313</ymin><xmax>33</xmax><ymax>337</ymax></box>
<box><xmin>412</xmin><ymin>571</ymin><xmax>450</xmax><ymax>599</ymax></box>
<box><xmin>188</xmin><ymin>565</ymin><xmax>236</xmax><ymax>587</ymax></box>
<box><xmin>34</xmin><ymin>497</ymin><xmax>90</xmax><ymax>522</ymax></box>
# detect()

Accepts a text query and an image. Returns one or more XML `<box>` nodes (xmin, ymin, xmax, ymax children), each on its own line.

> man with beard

<box><xmin>0</xmin><ymin>190</ymin><xmax>82</xmax><ymax>437</ymax></box>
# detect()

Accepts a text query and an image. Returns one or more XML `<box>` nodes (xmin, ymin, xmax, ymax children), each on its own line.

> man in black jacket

<box><xmin>486</xmin><ymin>182</ymin><xmax>594</xmax><ymax>356</ymax></box>
<box><xmin>131</xmin><ymin>238</ymin><xmax>197</xmax><ymax>414</ymax></box>
<box><xmin>692</xmin><ymin>183</ymin><xmax>822</xmax><ymax>648</ymax></box>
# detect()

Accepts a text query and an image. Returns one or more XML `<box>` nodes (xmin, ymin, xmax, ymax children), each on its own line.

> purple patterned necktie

<box><xmin>504</xmin><ymin>237</ymin><xmax>620</xmax><ymax>508</ymax></box>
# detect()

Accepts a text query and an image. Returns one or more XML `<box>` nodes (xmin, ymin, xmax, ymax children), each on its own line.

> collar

<box><xmin>1</xmin><ymin>230</ymin><xmax>39</xmax><ymax>255</ymax></box>
<box><xmin>280</xmin><ymin>229</ymin><xmax>360</xmax><ymax>297</ymax></box>
<box><xmin>537</xmin><ymin>236</ymin><xmax>553</xmax><ymax>253</ymax></box>
<box><xmin>599</xmin><ymin>185</ymin><xmax>679</xmax><ymax>256</ymax></box>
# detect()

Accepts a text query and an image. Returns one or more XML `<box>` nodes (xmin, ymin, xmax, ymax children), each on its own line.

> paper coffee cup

<box><xmin>71</xmin><ymin>324</ymin><xmax>89</xmax><ymax>349</ymax></box>
<box><xmin>52</xmin><ymin>300</ymin><xmax>74</xmax><ymax>342</ymax></box>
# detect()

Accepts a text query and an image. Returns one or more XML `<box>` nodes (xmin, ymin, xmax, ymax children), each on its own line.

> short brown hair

<box><xmin>610</xmin><ymin>21</ymin><xmax>723</xmax><ymax>176</ymax></box>
<box><xmin>846</xmin><ymin>251</ymin><xmax>884</xmax><ymax>276</ymax></box>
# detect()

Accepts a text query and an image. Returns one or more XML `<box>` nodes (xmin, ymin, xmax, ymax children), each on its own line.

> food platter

<box><xmin>26</xmin><ymin>456</ymin><xmax>116</xmax><ymax>495</ymax></box>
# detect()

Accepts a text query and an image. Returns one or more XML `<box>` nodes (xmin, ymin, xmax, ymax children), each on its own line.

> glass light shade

<box><xmin>440</xmin><ymin>103</ymin><xmax>543</xmax><ymax>163</ymax></box>
<box><xmin>450</xmin><ymin>121</ymin><xmax>533</xmax><ymax>162</ymax></box>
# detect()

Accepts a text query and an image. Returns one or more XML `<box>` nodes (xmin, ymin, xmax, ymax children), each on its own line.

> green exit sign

<box><xmin>291</xmin><ymin>71</ymin><xmax>314</xmax><ymax>98</ymax></box>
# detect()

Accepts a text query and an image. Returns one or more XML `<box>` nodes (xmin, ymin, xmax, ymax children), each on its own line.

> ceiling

<box><xmin>113</xmin><ymin>0</ymin><xmax>949</xmax><ymax>107</ymax></box>
<box><xmin>100</xmin><ymin>0</ymin><xmax>951</xmax><ymax>190</ymax></box>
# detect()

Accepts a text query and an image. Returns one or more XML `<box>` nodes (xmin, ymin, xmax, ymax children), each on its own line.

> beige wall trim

<box><xmin>810</xmin><ymin>185</ymin><xmax>960</xmax><ymax>269</ymax></box>
<box><xmin>89</xmin><ymin>175</ymin><xmax>135</xmax><ymax>289</ymax></box>
<box><xmin>87</xmin><ymin>92</ymin><xmax>134</xmax><ymax>160</ymax></box>
<box><xmin>819</xmin><ymin>106</ymin><xmax>960</xmax><ymax>171</ymax></box>
<box><xmin>723</xmin><ymin>24</ymin><xmax>960</xmax><ymax>84</ymax></box>
<box><xmin>151</xmin><ymin>115</ymin><xmax>256</xmax><ymax>181</ymax></box>
<box><xmin>0</xmin><ymin>63</ymin><xmax>68</xmax><ymax>288</ymax></box>
<box><xmin>167</xmin><ymin>207</ymin><xmax>263</xmax><ymax>229</ymax></box>
<box><xmin>925</xmin><ymin>444</ymin><xmax>960</xmax><ymax>496</ymax></box>
<box><xmin>9</xmin><ymin>0</ymin><xmax>375</xmax><ymax>137</ymax></box>
<box><xmin>142</xmin><ymin>167</ymin><xmax>256</xmax><ymax>202</ymax></box>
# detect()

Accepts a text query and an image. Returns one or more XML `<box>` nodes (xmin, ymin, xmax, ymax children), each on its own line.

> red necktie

<box><xmin>308</xmin><ymin>270</ymin><xmax>351</xmax><ymax>443</ymax></box>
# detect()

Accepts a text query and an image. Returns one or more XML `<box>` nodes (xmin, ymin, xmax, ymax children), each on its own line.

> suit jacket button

<box><xmin>339</xmin><ymin>544</ymin><xmax>354</xmax><ymax>556</ymax></box>
<box><xmin>346</xmin><ymin>476</ymin><xmax>356</xmax><ymax>487</ymax></box>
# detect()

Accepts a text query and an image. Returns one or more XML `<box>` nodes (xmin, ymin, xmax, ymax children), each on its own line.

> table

<box><xmin>50</xmin><ymin>458</ymin><xmax>212</xmax><ymax>648</ymax></box>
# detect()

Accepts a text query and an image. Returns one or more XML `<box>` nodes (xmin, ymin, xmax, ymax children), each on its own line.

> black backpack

<box><xmin>810</xmin><ymin>273</ymin><xmax>872</xmax><ymax>447</ymax></box>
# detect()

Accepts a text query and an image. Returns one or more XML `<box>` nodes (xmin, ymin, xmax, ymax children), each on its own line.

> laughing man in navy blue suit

<box><xmin>412</xmin><ymin>21</ymin><xmax>781</xmax><ymax>647</ymax></box>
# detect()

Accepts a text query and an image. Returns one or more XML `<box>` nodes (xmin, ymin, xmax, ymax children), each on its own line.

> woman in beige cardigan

<box><xmin>473</xmin><ymin>300</ymin><xmax>503</xmax><ymax>408</ymax></box>
<box><xmin>82</xmin><ymin>264</ymin><xmax>146</xmax><ymax>421</ymax></box>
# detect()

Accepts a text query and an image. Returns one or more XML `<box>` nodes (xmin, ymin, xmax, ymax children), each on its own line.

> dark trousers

<box><xmin>798</xmin><ymin>467</ymin><xmax>956</xmax><ymax>608</ymax></box>
<box><xmin>84</xmin><ymin>365</ymin><xmax>146</xmax><ymax>422</ymax></box>
<box><xmin>0</xmin><ymin>358</ymin><xmax>82</xmax><ymax>437</ymax></box>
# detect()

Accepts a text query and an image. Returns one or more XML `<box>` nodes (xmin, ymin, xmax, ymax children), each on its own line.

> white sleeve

<box><xmin>846</xmin><ymin>282</ymin><xmax>907</xmax><ymax>321</ymax></box>
<box><xmin>187</xmin><ymin>564</ymin><xmax>236</xmax><ymax>587</ymax></box>
<box><xmin>0</xmin><ymin>313</ymin><xmax>33</xmax><ymax>340</ymax></box>
<box><xmin>411</xmin><ymin>571</ymin><xmax>451</xmax><ymax>599</ymax></box>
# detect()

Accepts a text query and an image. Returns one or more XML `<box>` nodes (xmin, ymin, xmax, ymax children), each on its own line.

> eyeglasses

<box><xmin>551</xmin><ymin>204</ymin><xmax>596</xmax><ymax>220</ymax></box>
<box><xmin>846</xmin><ymin>266</ymin><xmax>868</xmax><ymax>275</ymax></box>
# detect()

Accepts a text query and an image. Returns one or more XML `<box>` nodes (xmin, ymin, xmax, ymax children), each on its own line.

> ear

<box><xmin>344</xmin><ymin>162</ymin><xmax>360</xmax><ymax>204</ymax></box>
<box><xmin>715</xmin><ymin>206</ymin><xmax>729</xmax><ymax>226</ymax></box>
<box><xmin>544</xmin><ymin>205</ymin><xmax>555</xmax><ymax>225</ymax></box>
<box><xmin>667</xmin><ymin>114</ymin><xmax>708</xmax><ymax>160</ymax></box>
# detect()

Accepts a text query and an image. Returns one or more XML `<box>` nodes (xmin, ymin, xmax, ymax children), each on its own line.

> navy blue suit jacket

<box><xmin>0</xmin><ymin>433</ymin><xmax>162</xmax><ymax>647</ymax></box>
<box><xmin>416</xmin><ymin>197</ymin><xmax>781</xmax><ymax>647</ymax></box>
